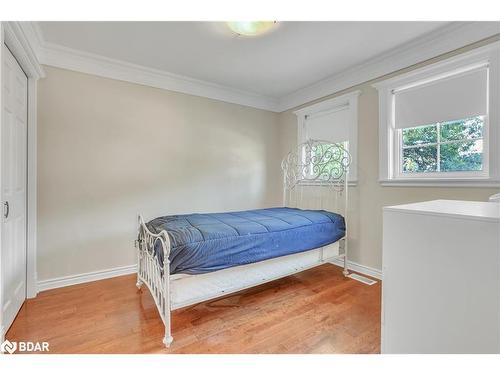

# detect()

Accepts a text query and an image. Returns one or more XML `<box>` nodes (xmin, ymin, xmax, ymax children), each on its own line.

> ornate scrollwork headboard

<box><xmin>281</xmin><ymin>139</ymin><xmax>351</xmax><ymax>192</ymax></box>
<box><xmin>281</xmin><ymin>139</ymin><xmax>351</xmax><ymax>275</ymax></box>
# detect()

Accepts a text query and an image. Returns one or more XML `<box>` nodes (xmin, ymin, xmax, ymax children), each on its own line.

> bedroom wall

<box><xmin>278</xmin><ymin>36</ymin><xmax>500</xmax><ymax>271</ymax></box>
<box><xmin>37</xmin><ymin>66</ymin><xmax>282</xmax><ymax>282</ymax></box>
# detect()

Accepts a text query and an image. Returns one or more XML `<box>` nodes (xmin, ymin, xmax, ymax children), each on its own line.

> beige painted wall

<box><xmin>37</xmin><ymin>66</ymin><xmax>282</xmax><ymax>281</ymax></box>
<box><xmin>279</xmin><ymin>37</ymin><xmax>500</xmax><ymax>270</ymax></box>
<box><xmin>38</xmin><ymin>35</ymin><xmax>500</xmax><ymax>281</ymax></box>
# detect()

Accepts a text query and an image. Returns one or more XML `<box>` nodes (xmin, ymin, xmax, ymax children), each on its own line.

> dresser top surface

<box><xmin>384</xmin><ymin>199</ymin><xmax>500</xmax><ymax>222</ymax></box>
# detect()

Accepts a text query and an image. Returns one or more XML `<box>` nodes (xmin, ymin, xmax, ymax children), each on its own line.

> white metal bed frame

<box><xmin>135</xmin><ymin>139</ymin><xmax>351</xmax><ymax>347</ymax></box>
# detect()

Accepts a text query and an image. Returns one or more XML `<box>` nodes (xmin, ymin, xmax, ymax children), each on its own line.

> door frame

<box><xmin>0</xmin><ymin>22</ymin><xmax>44</xmax><ymax>339</ymax></box>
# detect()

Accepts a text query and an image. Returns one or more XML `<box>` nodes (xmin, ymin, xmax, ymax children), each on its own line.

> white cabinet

<box><xmin>382</xmin><ymin>200</ymin><xmax>500</xmax><ymax>353</ymax></box>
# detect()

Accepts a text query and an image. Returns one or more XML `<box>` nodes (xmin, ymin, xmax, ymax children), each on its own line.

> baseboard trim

<box><xmin>37</xmin><ymin>264</ymin><xmax>137</xmax><ymax>292</ymax></box>
<box><xmin>35</xmin><ymin>259</ymin><xmax>381</xmax><ymax>293</ymax></box>
<box><xmin>330</xmin><ymin>258</ymin><xmax>382</xmax><ymax>280</ymax></box>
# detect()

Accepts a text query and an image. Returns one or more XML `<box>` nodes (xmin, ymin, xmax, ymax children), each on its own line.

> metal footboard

<box><xmin>136</xmin><ymin>215</ymin><xmax>173</xmax><ymax>347</ymax></box>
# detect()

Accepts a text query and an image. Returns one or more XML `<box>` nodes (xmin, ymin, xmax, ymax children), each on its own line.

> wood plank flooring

<box><xmin>6</xmin><ymin>264</ymin><xmax>381</xmax><ymax>354</ymax></box>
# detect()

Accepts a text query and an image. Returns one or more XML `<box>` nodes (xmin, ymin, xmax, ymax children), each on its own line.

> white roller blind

<box><xmin>305</xmin><ymin>106</ymin><xmax>349</xmax><ymax>143</ymax></box>
<box><xmin>394</xmin><ymin>67</ymin><xmax>488</xmax><ymax>129</ymax></box>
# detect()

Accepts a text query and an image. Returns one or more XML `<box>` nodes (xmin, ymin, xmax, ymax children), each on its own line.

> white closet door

<box><xmin>1</xmin><ymin>44</ymin><xmax>28</xmax><ymax>333</ymax></box>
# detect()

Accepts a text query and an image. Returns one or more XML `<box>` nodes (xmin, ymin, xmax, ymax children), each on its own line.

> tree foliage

<box><xmin>402</xmin><ymin>117</ymin><xmax>483</xmax><ymax>173</ymax></box>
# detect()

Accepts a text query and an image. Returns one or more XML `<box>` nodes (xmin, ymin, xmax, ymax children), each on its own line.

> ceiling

<box><xmin>25</xmin><ymin>21</ymin><xmax>499</xmax><ymax>111</ymax></box>
<box><xmin>37</xmin><ymin>21</ymin><xmax>449</xmax><ymax>98</ymax></box>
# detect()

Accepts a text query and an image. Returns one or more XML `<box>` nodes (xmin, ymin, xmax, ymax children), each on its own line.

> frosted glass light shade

<box><xmin>226</xmin><ymin>21</ymin><xmax>276</xmax><ymax>36</ymax></box>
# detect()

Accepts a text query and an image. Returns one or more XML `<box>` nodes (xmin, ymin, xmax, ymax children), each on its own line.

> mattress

<box><xmin>147</xmin><ymin>207</ymin><xmax>345</xmax><ymax>275</ymax></box>
<box><xmin>170</xmin><ymin>242</ymin><xmax>340</xmax><ymax>309</ymax></box>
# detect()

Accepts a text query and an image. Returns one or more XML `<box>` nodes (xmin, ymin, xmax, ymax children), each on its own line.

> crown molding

<box><xmin>19</xmin><ymin>22</ymin><xmax>280</xmax><ymax>112</ymax></box>
<box><xmin>372</xmin><ymin>40</ymin><xmax>500</xmax><ymax>91</ymax></box>
<box><xmin>293</xmin><ymin>90</ymin><xmax>361</xmax><ymax>117</ymax></box>
<box><xmin>2</xmin><ymin>22</ymin><xmax>45</xmax><ymax>79</ymax></box>
<box><xmin>18</xmin><ymin>21</ymin><xmax>500</xmax><ymax>113</ymax></box>
<box><xmin>277</xmin><ymin>21</ymin><xmax>500</xmax><ymax>112</ymax></box>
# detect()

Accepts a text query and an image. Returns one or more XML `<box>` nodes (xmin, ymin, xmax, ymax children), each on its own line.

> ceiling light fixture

<box><xmin>226</xmin><ymin>21</ymin><xmax>277</xmax><ymax>36</ymax></box>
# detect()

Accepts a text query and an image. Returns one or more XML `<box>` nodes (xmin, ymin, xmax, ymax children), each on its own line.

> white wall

<box><xmin>37</xmin><ymin>66</ymin><xmax>283</xmax><ymax>281</ymax></box>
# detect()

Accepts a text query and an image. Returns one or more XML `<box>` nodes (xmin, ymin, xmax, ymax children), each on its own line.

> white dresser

<box><xmin>382</xmin><ymin>200</ymin><xmax>500</xmax><ymax>353</ymax></box>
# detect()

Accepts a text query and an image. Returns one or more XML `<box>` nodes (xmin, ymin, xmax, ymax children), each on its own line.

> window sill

<box><xmin>379</xmin><ymin>178</ymin><xmax>500</xmax><ymax>188</ymax></box>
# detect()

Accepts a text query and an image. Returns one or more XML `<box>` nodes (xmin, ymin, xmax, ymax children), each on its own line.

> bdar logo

<box><xmin>0</xmin><ymin>339</ymin><xmax>17</xmax><ymax>354</ymax></box>
<box><xmin>0</xmin><ymin>340</ymin><xmax>49</xmax><ymax>353</ymax></box>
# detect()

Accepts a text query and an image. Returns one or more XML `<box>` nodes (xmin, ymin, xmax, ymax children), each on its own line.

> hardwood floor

<box><xmin>6</xmin><ymin>264</ymin><xmax>381</xmax><ymax>354</ymax></box>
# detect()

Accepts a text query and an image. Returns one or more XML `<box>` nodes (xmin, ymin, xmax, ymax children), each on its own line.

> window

<box><xmin>294</xmin><ymin>91</ymin><xmax>360</xmax><ymax>183</ymax></box>
<box><xmin>400</xmin><ymin>116</ymin><xmax>484</xmax><ymax>175</ymax></box>
<box><xmin>374</xmin><ymin>42</ymin><xmax>500</xmax><ymax>187</ymax></box>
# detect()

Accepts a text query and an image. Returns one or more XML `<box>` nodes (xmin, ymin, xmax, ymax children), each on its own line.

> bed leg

<box><xmin>162</xmin><ymin>297</ymin><xmax>173</xmax><ymax>348</ymax></box>
<box><xmin>163</xmin><ymin>334</ymin><xmax>174</xmax><ymax>348</ymax></box>
<box><xmin>163</xmin><ymin>258</ymin><xmax>173</xmax><ymax>348</ymax></box>
<box><xmin>135</xmin><ymin>236</ymin><xmax>143</xmax><ymax>289</ymax></box>
<box><xmin>341</xmin><ymin>238</ymin><xmax>349</xmax><ymax>277</ymax></box>
<box><xmin>342</xmin><ymin>262</ymin><xmax>349</xmax><ymax>277</ymax></box>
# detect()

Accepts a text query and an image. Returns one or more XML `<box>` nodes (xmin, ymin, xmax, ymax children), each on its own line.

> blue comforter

<box><xmin>147</xmin><ymin>207</ymin><xmax>345</xmax><ymax>275</ymax></box>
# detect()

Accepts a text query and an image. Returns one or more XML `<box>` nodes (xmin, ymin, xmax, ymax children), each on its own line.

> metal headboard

<box><xmin>281</xmin><ymin>139</ymin><xmax>352</xmax><ymax>276</ymax></box>
<box><xmin>281</xmin><ymin>139</ymin><xmax>351</xmax><ymax>210</ymax></box>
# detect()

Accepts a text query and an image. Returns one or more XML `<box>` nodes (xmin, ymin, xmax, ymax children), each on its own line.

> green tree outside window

<box><xmin>402</xmin><ymin>116</ymin><xmax>484</xmax><ymax>173</ymax></box>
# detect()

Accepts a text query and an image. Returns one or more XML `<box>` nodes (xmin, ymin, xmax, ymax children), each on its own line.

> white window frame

<box><xmin>294</xmin><ymin>90</ymin><xmax>360</xmax><ymax>184</ymax></box>
<box><xmin>373</xmin><ymin>41</ymin><xmax>500</xmax><ymax>187</ymax></box>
